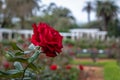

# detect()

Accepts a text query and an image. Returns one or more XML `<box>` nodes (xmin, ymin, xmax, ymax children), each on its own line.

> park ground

<box><xmin>72</xmin><ymin>58</ymin><xmax>120</xmax><ymax>80</ymax></box>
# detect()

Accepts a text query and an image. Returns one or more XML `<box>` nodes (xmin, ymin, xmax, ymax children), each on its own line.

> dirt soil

<box><xmin>75</xmin><ymin>58</ymin><xmax>107</xmax><ymax>80</ymax></box>
<box><xmin>79</xmin><ymin>66</ymin><xmax>104</xmax><ymax>80</ymax></box>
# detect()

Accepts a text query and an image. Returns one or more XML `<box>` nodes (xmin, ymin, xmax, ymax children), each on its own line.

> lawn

<box><xmin>71</xmin><ymin>59</ymin><xmax>120</xmax><ymax>80</ymax></box>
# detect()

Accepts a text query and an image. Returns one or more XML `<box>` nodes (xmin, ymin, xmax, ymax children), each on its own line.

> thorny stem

<box><xmin>21</xmin><ymin>47</ymin><xmax>43</xmax><ymax>80</ymax></box>
<box><xmin>21</xmin><ymin>64</ymin><xmax>30</xmax><ymax>80</ymax></box>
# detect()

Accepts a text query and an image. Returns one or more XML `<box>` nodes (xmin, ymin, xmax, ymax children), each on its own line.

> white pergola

<box><xmin>0</xmin><ymin>28</ymin><xmax>107</xmax><ymax>41</ymax></box>
<box><xmin>69</xmin><ymin>28</ymin><xmax>107</xmax><ymax>40</ymax></box>
<box><xmin>0</xmin><ymin>28</ymin><xmax>33</xmax><ymax>41</ymax></box>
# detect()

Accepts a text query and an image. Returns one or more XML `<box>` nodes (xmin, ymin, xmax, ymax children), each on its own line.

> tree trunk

<box><xmin>88</xmin><ymin>12</ymin><xmax>90</xmax><ymax>23</ymax></box>
<box><xmin>104</xmin><ymin>16</ymin><xmax>111</xmax><ymax>31</ymax></box>
<box><xmin>1</xmin><ymin>20</ymin><xmax>6</xmax><ymax>28</ymax></box>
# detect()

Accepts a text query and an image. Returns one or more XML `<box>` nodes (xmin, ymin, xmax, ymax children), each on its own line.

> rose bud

<box><xmin>50</xmin><ymin>64</ymin><xmax>57</xmax><ymax>70</ymax></box>
<box><xmin>65</xmin><ymin>65</ymin><xmax>71</xmax><ymax>70</ymax></box>
<box><xmin>79</xmin><ymin>65</ymin><xmax>84</xmax><ymax>71</ymax></box>
<box><xmin>3</xmin><ymin>61</ymin><xmax>10</xmax><ymax>69</ymax></box>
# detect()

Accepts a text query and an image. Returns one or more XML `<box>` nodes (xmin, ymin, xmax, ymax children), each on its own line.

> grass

<box><xmin>76</xmin><ymin>53</ymin><xmax>108</xmax><ymax>58</ymax></box>
<box><xmin>71</xmin><ymin>59</ymin><xmax>120</xmax><ymax>80</ymax></box>
<box><xmin>104</xmin><ymin>61</ymin><xmax>120</xmax><ymax>80</ymax></box>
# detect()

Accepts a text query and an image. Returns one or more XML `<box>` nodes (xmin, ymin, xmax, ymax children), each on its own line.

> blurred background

<box><xmin>0</xmin><ymin>0</ymin><xmax>120</xmax><ymax>80</ymax></box>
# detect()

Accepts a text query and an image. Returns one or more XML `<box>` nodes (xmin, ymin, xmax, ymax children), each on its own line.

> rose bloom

<box><xmin>3</xmin><ymin>61</ymin><xmax>10</xmax><ymax>69</ymax></box>
<box><xmin>31</xmin><ymin>22</ymin><xmax>63</xmax><ymax>57</ymax></box>
<box><xmin>65</xmin><ymin>65</ymin><xmax>71</xmax><ymax>70</ymax></box>
<box><xmin>79</xmin><ymin>65</ymin><xmax>84</xmax><ymax>71</ymax></box>
<box><xmin>50</xmin><ymin>64</ymin><xmax>57</xmax><ymax>70</ymax></box>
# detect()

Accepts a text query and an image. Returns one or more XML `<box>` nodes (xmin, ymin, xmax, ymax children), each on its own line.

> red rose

<box><xmin>50</xmin><ymin>64</ymin><xmax>57</xmax><ymax>70</ymax></box>
<box><xmin>31</xmin><ymin>22</ymin><xmax>63</xmax><ymax>57</ymax></box>
<box><xmin>65</xmin><ymin>65</ymin><xmax>71</xmax><ymax>70</ymax></box>
<box><xmin>3</xmin><ymin>61</ymin><xmax>10</xmax><ymax>69</ymax></box>
<box><xmin>79</xmin><ymin>65</ymin><xmax>84</xmax><ymax>71</ymax></box>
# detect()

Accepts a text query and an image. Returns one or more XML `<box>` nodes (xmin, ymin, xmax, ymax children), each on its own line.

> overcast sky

<box><xmin>42</xmin><ymin>0</ymin><xmax>120</xmax><ymax>24</ymax></box>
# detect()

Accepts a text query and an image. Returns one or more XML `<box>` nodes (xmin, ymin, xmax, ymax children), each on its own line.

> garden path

<box><xmin>80</xmin><ymin>66</ymin><xmax>104</xmax><ymax>80</ymax></box>
<box><xmin>74</xmin><ymin>58</ymin><xmax>105</xmax><ymax>80</ymax></box>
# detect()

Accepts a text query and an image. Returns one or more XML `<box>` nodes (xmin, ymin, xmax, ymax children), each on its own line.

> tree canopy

<box><xmin>95</xmin><ymin>0</ymin><xmax>119</xmax><ymax>31</ymax></box>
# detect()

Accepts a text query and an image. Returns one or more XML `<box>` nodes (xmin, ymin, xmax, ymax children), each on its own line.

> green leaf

<box><xmin>0</xmin><ymin>70</ymin><xmax>23</xmax><ymax>78</ymax></box>
<box><xmin>28</xmin><ymin>63</ymin><xmax>41</xmax><ymax>73</ymax></box>
<box><xmin>9</xmin><ymin>57</ymin><xmax>28</xmax><ymax>63</ymax></box>
<box><xmin>5</xmin><ymin>51</ymin><xmax>15</xmax><ymax>60</ymax></box>
<box><xmin>0</xmin><ymin>70</ymin><xmax>9</xmax><ymax>75</ymax></box>
<box><xmin>10</xmin><ymin>42</ymin><xmax>23</xmax><ymax>51</ymax></box>
<box><xmin>24</xmin><ymin>50</ymin><xmax>32</xmax><ymax>54</ymax></box>
<box><xmin>7</xmin><ymin>70</ymin><xmax>23</xmax><ymax>78</ymax></box>
<box><xmin>28</xmin><ymin>44</ymin><xmax>36</xmax><ymax>50</ymax></box>
<box><xmin>28</xmin><ymin>50</ymin><xmax>40</xmax><ymax>63</ymax></box>
<box><xmin>6</xmin><ymin>70</ymin><xmax>20</xmax><ymax>74</ymax></box>
<box><xmin>6</xmin><ymin>51</ymin><xmax>15</xmax><ymax>57</ymax></box>
<box><xmin>15</xmin><ymin>52</ymin><xmax>24</xmax><ymax>56</ymax></box>
<box><xmin>14</xmin><ymin>62</ymin><xmax>23</xmax><ymax>70</ymax></box>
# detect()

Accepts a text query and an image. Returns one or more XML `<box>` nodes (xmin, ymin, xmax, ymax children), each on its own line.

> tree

<box><xmin>82</xmin><ymin>1</ymin><xmax>94</xmax><ymax>23</ymax></box>
<box><xmin>0</xmin><ymin>0</ymin><xmax>3</xmax><ymax>27</ymax></box>
<box><xmin>0</xmin><ymin>0</ymin><xmax>14</xmax><ymax>28</ymax></box>
<box><xmin>81</xmin><ymin>20</ymin><xmax>103</xmax><ymax>30</ymax></box>
<box><xmin>108</xmin><ymin>19</ymin><xmax>120</xmax><ymax>37</ymax></box>
<box><xmin>33</xmin><ymin>4</ymin><xmax>77</xmax><ymax>32</ymax></box>
<box><xmin>95</xmin><ymin>0</ymin><xmax>119</xmax><ymax>31</ymax></box>
<box><xmin>1</xmin><ymin>0</ymin><xmax>41</xmax><ymax>29</ymax></box>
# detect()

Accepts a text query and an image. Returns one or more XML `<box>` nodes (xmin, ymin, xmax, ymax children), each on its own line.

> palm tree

<box><xmin>95</xmin><ymin>0</ymin><xmax>119</xmax><ymax>31</ymax></box>
<box><xmin>82</xmin><ymin>1</ymin><xmax>94</xmax><ymax>23</ymax></box>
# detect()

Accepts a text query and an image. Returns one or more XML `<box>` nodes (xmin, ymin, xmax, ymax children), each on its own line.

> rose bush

<box><xmin>0</xmin><ymin>22</ymin><xmax>63</xmax><ymax>80</ymax></box>
<box><xmin>31</xmin><ymin>22</ymin><xmax>63</xmax><ymax>57</ymax></box>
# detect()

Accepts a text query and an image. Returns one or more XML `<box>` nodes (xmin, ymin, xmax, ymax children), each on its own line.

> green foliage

<box><xmin>108</xmin><ymin>19</ymin><xmax>120</xmax><ymax>37</ymax></box>
<box><xmin>0</xmin><ymin>41</ymin><xmax>80</xmax><ymax>80</ymax></box>
<box><xmin>39</xmin><ymin>66</ymin><xmax>79</xmax><ymax>80</ymax></box>
<box><xmin>95</xmin><ymin>0</ymin><xmax>119</xmax><ymax>30</ymax></box>
<box><xmin>63</xmin><ymin>39</ymin><xmax>75</xmax><ymax>45</ymax></box>
<box><xmin>32</xmin><ymin>6</ymin><xmax>78</xmax><ymax>32</ymax></box>
<box><xmin>0</xmin><ymin>42</ymin><xmax>41</xmax><ymax>80</ymax></box>
<box><xmin>80</xmin><ymin>20</ymin><xmax>103</xmax><ymax>30</ymax></box>
<box><xmin>0</xmin><ymin>0</ymin><xmax>41</xmax><ymax>29</ymax></box>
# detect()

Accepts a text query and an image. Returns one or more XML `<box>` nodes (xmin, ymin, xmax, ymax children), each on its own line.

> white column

<box><xmin>63</xmin><ymin>36</ymin><xmax>67</xmax><ymax>40</ymax></box>
<box><xmin>71</xmin><ymin>35</ymin><xmax>75</xmax><ymax>40</ymax></box>
<box><xmin>101</xmin><ymin>35</ymin><xmax>105</xmax><ymax>41</ymax></box>
<box><xmin>0</xmin><ymin>32</ymin><xmax>2</xmax><ymax>41</ymax></box>
<box><xmin>25</xmin><ymin>34</ymin><xmax>28</xmax><ymax>39</ymax></box>
<box><xmin>86</xmin><ymin>33</ymin><xmax>90</xmax><ymax>39</ymax></box>
<box><xmin>8</xmin><ymin>32</ymin><xmax>12</xmax><ymax>40</ymax></box>
<box><xmin>71</xmin><ymin>32</ymin><xmax>75</xmax><ymax>40</ymax></box>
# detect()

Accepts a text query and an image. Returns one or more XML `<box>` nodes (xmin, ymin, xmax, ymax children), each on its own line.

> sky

<box><xmin>42</xmin><ymin>0</ymin><xmax>120</xmax><ymax>24</ymax></box>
